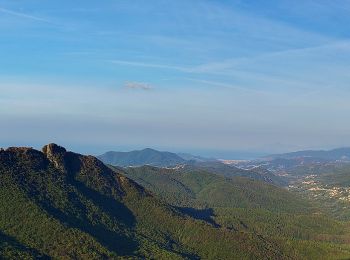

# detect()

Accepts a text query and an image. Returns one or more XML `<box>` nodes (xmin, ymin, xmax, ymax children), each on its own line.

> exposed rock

<box><xmin>42</xmin><ymin>143</ymin><xmax>67</xmax><ymax>172</ymax></box>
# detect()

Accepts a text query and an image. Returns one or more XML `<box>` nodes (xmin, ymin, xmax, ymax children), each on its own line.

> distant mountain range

<box><xmin>176</xmin><ymin>153</ymin><xmax>215</xmax><ymax>162</ymax></box>
<box><xmin>99</xmin><ymin>147</ymin><xmax>350</xmax><ymax>170</ymax></box>
<box><xmin>98</xmin><ymin>148</ymin><xmax>287</xmax><ymax>185</ymax></box>
<box><xmin>98</xmin><ymin>148</ymin><xmax>187</xmax><ymax>167</ymax></box>
<box><xmin>266</xmin><ymin>147</ymin><xmax>350</xmax><ymax>161</ymax></box>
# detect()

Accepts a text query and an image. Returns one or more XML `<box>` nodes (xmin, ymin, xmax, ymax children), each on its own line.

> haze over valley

<box><xmin>2</xmin><ymin>1</ymin><xmax>350</xmax><ymax>259</ymax></box>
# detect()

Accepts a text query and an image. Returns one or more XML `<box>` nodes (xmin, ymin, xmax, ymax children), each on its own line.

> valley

<box><xmin>289</xmin><ymin>172</ymin><xmax>350</xmax><ymax>220</ymax></box>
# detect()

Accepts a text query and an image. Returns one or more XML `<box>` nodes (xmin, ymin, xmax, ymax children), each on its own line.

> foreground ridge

<box><xmin>0</xmin><ymin>144</ymin><xmax>350</xmax><ymax>259</ymax></box>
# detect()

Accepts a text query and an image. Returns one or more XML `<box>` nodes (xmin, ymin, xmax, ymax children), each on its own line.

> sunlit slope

<box><xmin>122</xmin><ymin>165</ymin><xmax>350</xmax><ymax>259</ymax></box>
<box><xmin>0</xmin><ymin>144</ymin><xmax>320</xmax><ymax>259</ymax></box>
<box><xmin>123</xmin><ymin>165</ymin><xmax>308</xmax><ymax>211</ymax></box>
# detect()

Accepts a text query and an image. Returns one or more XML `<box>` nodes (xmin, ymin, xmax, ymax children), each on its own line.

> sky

<box><xmin>1</xmin><ymin>0</ymin><xmax>350</xmax><ymax>158</ymax></box>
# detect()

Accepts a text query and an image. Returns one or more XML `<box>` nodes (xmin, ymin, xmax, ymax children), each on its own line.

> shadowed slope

<box><xmin>1</xmin><ymin>144</ymin><xmax>350</xmax><ymax>259</ymax></box>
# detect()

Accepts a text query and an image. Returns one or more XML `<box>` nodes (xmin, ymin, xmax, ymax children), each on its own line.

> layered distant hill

<box><xmin>266</xmin><ymin>147</ymin><xmax>350</xmax><ymax>161</ymax></box>
<box><xmin>176</xmin><ymin>153</ymin><xmax>215</xmax><ymax>162</ymax></box>
<box><xmin>122</xmin><ymin>165</ymin><xmax>305</xmax><ymax>210</ymax></box>
<box><xmin>98</xmin><ymin>148</ymin><xmax>286</xmax><ymax>185</ymax></box>
<box><xmin>98</xmin><ymin>148</ymin><xmax>187</xmax><ymax>167</ymax></box>
<box><xmin>186</xmin><ymin>161</ymin><xmax>287</xmax><ymax>186</ymax></box>
<box><xmin>237</xmin><ymin>147</ymin><xmax>350</xmax><ymax>175</ymax></box>
<box><xmin>2</xmin><ymin>144</ymin><xmax>350</xmax><ymax>259</ymax></box>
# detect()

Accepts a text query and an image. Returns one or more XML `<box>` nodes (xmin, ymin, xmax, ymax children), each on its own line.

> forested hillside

<box><xmin>1</xmin><ymin>144</ymin><xmax>350</xmax><ymax>259</ymax></box>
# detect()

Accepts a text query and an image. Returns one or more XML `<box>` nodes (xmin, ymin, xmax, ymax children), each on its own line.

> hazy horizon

<box><xmin>3</xmin><ymin>2</ymin><xmax>350</xmax><ymax>258</ymax></box>
<box><xmin>2</xmin><ymin>1</ymin><xmax>350</xmax><ymax>155</ymax></box>
<box><xmin>2</xmin><ymin>140</ymin><xmax>350</xmax><ymax>161</ymax></box>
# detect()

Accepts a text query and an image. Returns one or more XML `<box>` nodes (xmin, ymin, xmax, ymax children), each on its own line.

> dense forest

<box><xmin>1</xmin><ymin>144</ymin><xmax>350</xmax><ymax>259</ymax></box>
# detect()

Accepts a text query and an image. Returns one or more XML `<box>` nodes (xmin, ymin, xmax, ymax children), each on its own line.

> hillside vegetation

<box><xmin>0</xmin><ymin>144</ymin><xmax>350</xmax><ymax>259</ymax></box>
<box><xmin>123</xmin><ymin>166</ymin><xmax>306</xmax><ymax>211</ymax></box>
<box><xmin>122</xmin><ymin>165</ymin><xmax>350</xmax><ymax>259</ymax></box>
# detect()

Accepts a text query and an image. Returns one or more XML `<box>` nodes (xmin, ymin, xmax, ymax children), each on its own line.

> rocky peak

<box><xmin>42</xmin><ymin>143</ymin><xmax>67</xmax><ymax>172</ymax></box>
<box><xmin>42</xmin><ymin>143</ymin><xmax>66</xmax><ymax>155</ymax></box>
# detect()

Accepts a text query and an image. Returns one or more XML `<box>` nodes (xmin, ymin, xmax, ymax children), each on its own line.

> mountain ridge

<box><xmin>0</xmin><ymin>143</ymin><xmax>296</xmax><ymax>259</ymax></box>
<box><xmin>98</xmin><ymin>148</ymin><xmax>187</xmax><ymax>167</ymax></box>
<box><xmin>2</xmin><ymin>144</ymin><xmax>350</xmax><ymax>259</ymax></box>
<box><xmin>98</xmin><ymin>148</ymin><xmax>285</xmax><ymax>185</ymax></box>
<box><xmin>265</xmin><ymin>147</ymin><xmax>350</xmax><ymax>161</ymax></box>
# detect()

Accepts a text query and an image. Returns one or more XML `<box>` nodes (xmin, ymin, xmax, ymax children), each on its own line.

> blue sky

<box><xmin>1</xmin><ymin>0</ymin><xmax>350</xmax><ymax>158</ymax></box>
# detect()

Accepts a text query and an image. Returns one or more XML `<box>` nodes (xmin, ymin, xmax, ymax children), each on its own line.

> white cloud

<box><xmin>124</xmin><ymin>81</ymin><xmax>153</xmax><ymax>91</ymax></box>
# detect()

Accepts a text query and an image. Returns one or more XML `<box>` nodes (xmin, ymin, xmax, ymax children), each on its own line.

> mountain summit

<box><xmin>98</xmin><ymin>148</ymin><xmax>186</xmax><ymax>167</ymax></box>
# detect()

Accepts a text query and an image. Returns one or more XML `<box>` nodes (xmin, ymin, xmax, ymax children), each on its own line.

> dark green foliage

<box><xmin>213</xmin><ymin>208</ymin><xmax>350</xmax><ymax>242</ymax></box>
<box><xmin>1</xmin><ymin>144</ymin><xmax>350</xmax><ymax>259</ymax></box>
<box><xmin>122</xmin><ymin>165</ymin><xmax>350</xmax><ymax>259</ymax></box>
<box><xmin>0</xmin><ymin>231</ymin><xmax>47</xmax><ymax>259</ymax></box>
<box><xmin>0</xmin><ymin>145</ymin><xmax>290</xmax><ymax>259</ymax></box>
<box><xmin>123</xmin><ymin>165</ymin><xmax>308</xmax><ymax>212</ymax></box>
<box><xmin>186</xmin><ymin>161</ymin><xmax>287</xmax><ymax>186</ymax></box>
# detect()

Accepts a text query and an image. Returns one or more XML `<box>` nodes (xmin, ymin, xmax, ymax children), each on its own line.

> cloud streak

<box><xmin>0</xmin><ymin>7</ymin><xmax>52</xmax><ymax>23</ymax></box>
<box><xmin>110</xmin><ymin>39</ymin><xmax>350</xmax><ymax>96</ymax></box>
<box><xmin>180</xmin><ymin>78</ymin><xmax>264</xmax><ymax>93</ymax></box>
<box><xmin>110</xmin><ymin>59</ymin><xmax>190</xmax><ymax>72</ymax></box>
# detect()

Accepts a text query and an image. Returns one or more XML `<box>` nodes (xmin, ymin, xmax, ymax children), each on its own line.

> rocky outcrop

<box><xmin>42</xmin><ymin>143</ymin><xmax>68</xmax><ymax>173</ymax></box>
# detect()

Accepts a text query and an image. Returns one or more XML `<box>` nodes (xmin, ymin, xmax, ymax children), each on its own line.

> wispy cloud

<box><xmin>180</xmin><ymin>78</ymin><xmax>263</xmax><ymax>93</ymax></box>
<box><xmin>0</xmin><ymin>7</ymin><xmax>52</xmax><ymax>24</ymax></box>
<box><xmin>110</xmin><ymin>60</ymin><xmax>189</xmax><ymax>72</ymax></box>
<box><xmin>112</xmin><ymin>40</ymin><xmax>350</xmax><ymax>74</ymax></box>
<box><xmin>190</xmin><ymin>40</ymin><xmax>350</xmax><ymax>74</ymax></box>
<box><xmin>110</xmin><ymin>40</ymin><xmax>349</xmax><ymax>94</ymax></box>
<box><xmin>124</xmin><ymin>81</ymin><xmax>153</xmax><ymax>91</ymax></box>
